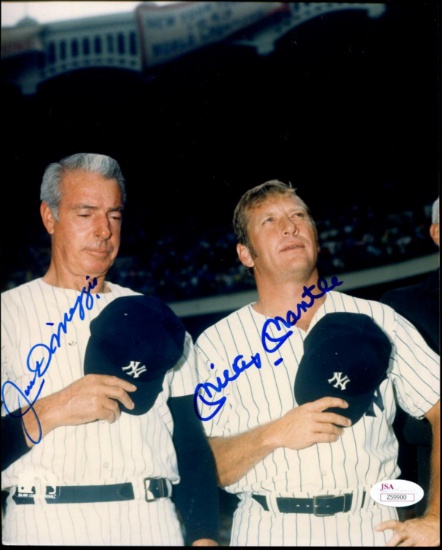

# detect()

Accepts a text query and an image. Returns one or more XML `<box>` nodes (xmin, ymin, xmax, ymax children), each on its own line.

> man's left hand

<box><xmin>191</xmin><ymin>539</ymin><xmax>218</xmax><ymax>546</ymax></box>
<box><xmin>375</xmin><ymin>513</ymin><xmax>439</xmax><ymax>546</ymax></box>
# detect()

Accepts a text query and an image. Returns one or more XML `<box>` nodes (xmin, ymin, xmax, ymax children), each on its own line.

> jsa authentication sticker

<box><xmin>370</xmin><ymin>479</ymin><xmax>424</xmax><ymax>507</ymax></box>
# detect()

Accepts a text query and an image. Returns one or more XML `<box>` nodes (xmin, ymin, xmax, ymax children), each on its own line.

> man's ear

<box><xmin>314</xmin><ymin>228</ymin><xmax>320</xmax><ymax>252</ymax></box>
<box><xmin>237</xmin><ymin>243</ymin><xmax>255</xmax><ymax>268</ymax></box>
<box><xmin>40</xmin><ymin>202</ymin><xmax>56</xmax><ymax>235</ymax></box>
<box><xmin>429</xmin><ymin>223</ymin><xmax>439</xmax><ymax>247</ymax></box>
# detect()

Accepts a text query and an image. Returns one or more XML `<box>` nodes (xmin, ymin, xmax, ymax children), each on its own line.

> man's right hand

<box><xmin>208</xmin><ymin>396</ymin><xmax>353</xmax><ymax>487</ymax></box>
<box><xmin>272</xmin><ymin>396</ymin><xmax>352</xmax><ymax>450</ymax></box>
<box><xmin>22</xmin><ymin>374</ymin><xmax>137</xmax><ymax>446</ymax></box>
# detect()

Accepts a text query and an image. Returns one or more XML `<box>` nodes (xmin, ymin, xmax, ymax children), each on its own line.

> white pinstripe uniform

<box><xmin>1</xmin><ymin>278</ymin><xmax>199</xmax><ymax>546</ymax></box>
<box><xmin>195</xmin><ymin>290</ymin><xmax>440</xmax><ymax>546</ymax></box>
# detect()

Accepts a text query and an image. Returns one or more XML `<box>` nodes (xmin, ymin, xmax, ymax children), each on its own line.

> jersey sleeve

<box><xmin>1</xmin><ymin>411</ymin><xmax>31</xmax><ymax>471</ymax></box>
<box><xmin>1</xmin><ymin>292</ymin><xmax>17</xmax><ymax>392</ymax></box>
<box><xmin>194</xmin><ymin>327</ymin><xmax>235</xmax><ymax>438</ymax></box>
<box><xmin>388</xmin><ymin>308</ymin><xmax>440</xmax><ymax>418</ymax></box>
<box><xmin>169</xmin><ymin>395</ymin><xmax>219</xmax><ymax>544</ymax></box>
<box><xmin>168</xmin><ymin>332</ymin><xmax>200</xmax><ymax>398</ymax></box>
<box><xmin>1</xmin><ymin>296</ymin><xmax>32</xmax><ymax>470</ymax></box>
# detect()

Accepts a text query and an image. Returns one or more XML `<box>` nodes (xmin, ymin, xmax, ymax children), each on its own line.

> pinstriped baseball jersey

<box><xmin>195</xmin><ymin>290</ymin><xmax>440</xmax><ymax>546</ymax></box>
<box><xmin>1</xmin><ymin>278</ymin><xmax>198</xmax><ymax>546</ymax></box>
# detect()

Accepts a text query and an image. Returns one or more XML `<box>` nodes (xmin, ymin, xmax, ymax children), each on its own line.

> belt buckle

<box><xmin>45</xmin><ymin>486</ymin><xmax>61</xmax><ymax>500</ymax></box>
<box><xmin>313</xmin><ymin>494</ymin><xmax>343</xmax><ymax>517</ymax></box>
<box><xmin>144</xmin><ymin>477</ymin><xmax>168</xmax><ymax>503</ymax></box>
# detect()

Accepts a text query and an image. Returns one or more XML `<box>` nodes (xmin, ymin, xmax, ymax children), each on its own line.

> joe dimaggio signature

<box><xmin>1</xmin><ymin>276</ymin><xmax>100</xmax><ymax>444</ymax></box>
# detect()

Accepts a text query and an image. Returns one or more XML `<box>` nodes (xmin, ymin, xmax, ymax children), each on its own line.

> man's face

<box><xmin>237</xmin><ymin>194</ymin><xmax>320</xmax><ymax>283</ymax></box>
<box><xmin>430</xmin><ymin>222</ymin><xmax>439</xmax><ymax>248</ymax></box>
<box><xmin>45</xmin><ymin>170</ymin><xmax>123</xmax><ymax>281</ymax></box>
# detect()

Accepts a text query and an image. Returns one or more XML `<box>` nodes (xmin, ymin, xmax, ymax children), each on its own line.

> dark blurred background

<box><xmin>2</xmin><ymin>1</ymin><xmax>440</xmax><ymax>337</ymax></box>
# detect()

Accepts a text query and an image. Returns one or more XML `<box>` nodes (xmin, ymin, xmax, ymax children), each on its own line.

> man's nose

<box><xmin>96</xmin><ymin>218</ymin><xmax>111</xmax><ymax>239</ymax></box>
<box><xmin>282</xmin><ymin>217</ymin><xmax>299</xmax><ymax>235</ymax></box>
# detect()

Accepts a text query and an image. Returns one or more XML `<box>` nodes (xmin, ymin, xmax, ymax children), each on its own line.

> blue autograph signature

<box><xmin>194</xmin><ymin>276</ymin><xmax>343</xmax><ymax>420</ymax></box>
<box><xmin>1</xmin><ymin>276</ymin><xmax>100</xmax><ymax>444</ymax></box>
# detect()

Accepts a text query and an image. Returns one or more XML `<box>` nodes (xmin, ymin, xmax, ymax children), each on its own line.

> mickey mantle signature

<box><xmin>1</xmin><ymin>276</ymin><xmax>100</xmax><ymax>444</ymax></box>
<box><xmin>193</xmin><ymin>275</ymin><xmax>344</xmax><ymax>421</ymax></box>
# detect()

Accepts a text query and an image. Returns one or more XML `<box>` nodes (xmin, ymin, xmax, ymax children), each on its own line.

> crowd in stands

<box><xmin>2</xmin><ymin>201</ymin><xmax>436</xmax><ymax>302</ymax></box>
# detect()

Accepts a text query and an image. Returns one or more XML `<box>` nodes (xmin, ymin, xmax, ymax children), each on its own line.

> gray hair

<box><xmin>432</xmin><ymin>197</ymin><xmax>439</xmax><ymax>224</ymax></box>
<box><xmin>40</xmin><ymin>152</ymin><xmax>127</xmax><ymax>220</ymax></box>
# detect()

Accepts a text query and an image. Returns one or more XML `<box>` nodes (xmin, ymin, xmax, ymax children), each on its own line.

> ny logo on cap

<box><xmin>328</xmin><ymin>372</ymin><xmax>351</xmax><ymax>391</ymax></box>
<box><xmin>122</xmin><ymin>361</ymin><xmax>147</xmax><ymax>379</ymax></box>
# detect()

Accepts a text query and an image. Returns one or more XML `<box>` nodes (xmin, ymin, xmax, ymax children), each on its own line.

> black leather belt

<box><xmin>252</xmin><ymin>492</ymin><xmax>360</xmax><ymax>516</ymax></box>
<box><xmin>12</xmin><ymin>478</ymin><xmax>171</xmax><ymax>505</ymax></box>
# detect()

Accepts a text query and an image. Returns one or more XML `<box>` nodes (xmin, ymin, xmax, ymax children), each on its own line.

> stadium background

<box><xmin>1</xmin><ymin>2</ymin><xmax>439</xmax><ymax>542</ymax></box>
<box><xmin>2</xmin><ymin>2</ymin><xmax>439</xmax><ymax>332</ymax></box>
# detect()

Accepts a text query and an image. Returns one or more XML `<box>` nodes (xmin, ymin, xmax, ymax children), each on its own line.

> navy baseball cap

<box><xmin>84</xmin><ymin>295</ymin><xmax>186</xmax><ymax>415</ymax></box>
<box><xmin>294</xmin><ymin>312</ymin><xmax>392</xmax><ymax>426</ymax></box>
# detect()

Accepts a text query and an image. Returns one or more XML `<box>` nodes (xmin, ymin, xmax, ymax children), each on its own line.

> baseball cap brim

<box><xmin>294</xmin><ymin>312</ymin><xmax>391</xmax><ymax>427</ymax></box>
<box><xmin>84</xmin><ymin>340</ymin><xmax>166</xmax><ymax>416</ymax></box>
<box><xmin>294</xmin><ymin>365</ymin><xmax>379</xmax><ymax>425</ymax></box>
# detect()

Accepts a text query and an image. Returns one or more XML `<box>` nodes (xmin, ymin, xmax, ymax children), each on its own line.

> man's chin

<box><xmin>81</xmin><ymin>260</ymin><xmax>114</xmax><ymax>280</ymax></box>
